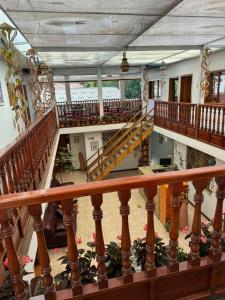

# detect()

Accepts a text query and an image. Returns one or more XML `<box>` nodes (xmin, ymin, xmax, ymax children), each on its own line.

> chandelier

<box><xmin>120</xmin><ymin>48</ymin><xmax>129</xmax><ymax>72</ymax></box>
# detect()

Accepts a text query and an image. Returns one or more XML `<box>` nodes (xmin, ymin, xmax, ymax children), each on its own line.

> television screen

<box><xmin>159</xmin><ymin>158</ymin><xmax>171</xmax><ymax>166</ymax></box>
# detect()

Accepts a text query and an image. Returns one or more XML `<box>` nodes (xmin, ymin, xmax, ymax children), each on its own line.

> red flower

<box><xmin>92</xmin><ymin>232</ymin><xmax>96</xmax><ymax>242</ymax></box>
<box><xmin>4</xmin><ymin>258</ymin><xmax>8</xmax><ymax>268</ymax></box>
<box><xmin>143</xmin><ymin>224</ymin><xmax>147</xmax><ymax>231</ymax></box>
<box><xmin>181</xmin><ymin>226</ymin><xmax>190</xmax><ymax>234</ymax></box>
<box><xmin>117</xmin><ymin>234</ymin><xmax>122</xmax><ymax>241</ymax></box>
<box><xmin>53</xmin><ymin>248</ymin><xmax>60</xmax><ymax>253</ymax></box>
<box><xmin>155</xmin><ymin>232</ymin><xmax>158</xmax><ymax>238</ymax></box>
<box><xmin>76</xmin><ymin>237</ymin><xmax>82</xmax><ymax>244</ymax></box>
<box><xmin>200</xmin><ymin>236</ymin><xmax>207</xmax><ymax>244</ymax></box>
<box><xmin>22</xmin><ymin>255</ymin><xmax>33</xmax><ymax>265</ymax></box>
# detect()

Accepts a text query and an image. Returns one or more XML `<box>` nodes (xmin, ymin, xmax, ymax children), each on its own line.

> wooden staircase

<box><xmin>86</xmin><ymin>106</ymin><xmax>154</xmax><ymax>181</ymax></box>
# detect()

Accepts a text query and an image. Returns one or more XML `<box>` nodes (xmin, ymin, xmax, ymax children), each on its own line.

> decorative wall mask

<box><xmin>26</xmin><ymin>49</ymin><xmax>55</xmax><ymax>118</ymax></box>
<box><xmin>200</xmin><ymin>47</ymin><xmax>212</xmax><ymax>100</ymax></box>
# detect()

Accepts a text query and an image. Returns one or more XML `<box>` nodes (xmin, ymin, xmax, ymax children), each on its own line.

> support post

<box><xmin>97</xmin><ymin>68</ymin><xmax>104</xmax><ymax>118</ymax></box>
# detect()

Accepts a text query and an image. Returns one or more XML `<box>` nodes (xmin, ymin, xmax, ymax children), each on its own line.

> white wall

<box><xmin>69</xmin><ymin>133</ymin><xmax>86</xmax><ymax>170</ymax></box>
<box><xmin>84</xmin><ymin>132</ymin><xmax>103</xmax><ymax>163</ymax></box>
<box><xmin>150</xmin><ymin>132</ymin><xmax>174</xmax><ymax>166</ymax></box>
<box><xmin>174</xmin><ymin>141</ymin><xmax>187</xmax><ymax>170</ymax></box>
<box><xmin>189</xmin><ymin>158</ymin><xmax>225</xmax><ymax>219</ymax></box>
<box><xmin>148</xmin><ymin>49</ymin><xmax>225</xmax><ymax>104</ymax></box>
<box><xmin>113</xmin><ymin>152</ymin><xmax>140</xmax><ymax>171</ymax></box>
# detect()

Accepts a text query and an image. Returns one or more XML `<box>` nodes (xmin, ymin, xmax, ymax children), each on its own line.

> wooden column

<box><xmin>91</xmin><ymin>194</ymin><xmax>108</xmax><ymax>289</ymax></box>
<box><xmin>167</xmin><ymin>182</ymin><xmax>183</xmax><ymax>272</ymax></box>
<box><xmin>61</xmin><ymin>199</ymin><xmax>83</xmax><ymax>296</ymax></box>
<box><xmin>118</xmin><ymin>190</ymin><xmax>133</xmax><ymax>283</ymax></box>
<box><xmin>208</xmin><ymin>176</ymin><xmax>225</xmax><ymax>261</ymax></box>
<box><xmin>28</xmin><ymin>204</ymin><xmax>55</xmax><ymax>297</ymax></box>
<box><xmin>0</xmin><ymin>210</ymin><xmax>27</xmax><ymax>299</ymax></box>
<box><xmin>144</xmin><ymin>186</ymin><xmax>157</xmax><ymax>277</ymax></box>
<box><xmin>188</xmin><ymin>178</ymin><xmax>209</xmax><ymax>267</ymax></box>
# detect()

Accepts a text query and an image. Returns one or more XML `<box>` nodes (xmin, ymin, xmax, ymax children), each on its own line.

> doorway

<box><xmin>169</xmin><ymin>77</ymin><xmax>179</xmax><ymax>102</ymax></box>
<box><xmin>180</xmin><ymin>75</ymin><xmax>192</xmax><ymax>103</ymax></box>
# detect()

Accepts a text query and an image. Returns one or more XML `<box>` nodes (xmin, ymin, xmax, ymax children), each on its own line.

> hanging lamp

<box><xmin>120</xmin><ymin>48</ymin><xmax>129</xmax><ymax>72</ymax></box>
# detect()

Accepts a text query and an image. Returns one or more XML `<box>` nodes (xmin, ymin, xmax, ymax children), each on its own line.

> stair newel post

<box><xmin>167</xmin><ymin>182</ymin><xmax>183</xmax><ymax>272</ymax></box>
<box><xmin>118</xmin><ymin>189</ymin><xmax>133</xmax><ymax>283</ymax></box>
<box><xmin>61</xmin><ymin>199</ymin><xmax>83</xmax><ymax>296</ymax></box>
<box><xmin>0</xmin><ymin>209</ymin><xmax>27</xmax><ymax>299</ymax></box>
<box><xmin>144</xmin><ymin>186</ymin><xmax>157</xmax><ymax>277</ymax></box>
<box><xmin>28</xmin><ymin>204</ymin><xmax>55</xmax><ymax>297</ymax></box>
<box><xmin>91</xmin><ymin>194</ymin><xmax>108</xmax><ymax>289</ymax></box>
<box><xmin>188</xmin><ymin>178</ymin><xmax>209</xmax><ymax>267</ymax></box>
<box><xmin>208</xmin><ymin>176</ymin><xmax>225</xmax><ymax>261</ymax></box>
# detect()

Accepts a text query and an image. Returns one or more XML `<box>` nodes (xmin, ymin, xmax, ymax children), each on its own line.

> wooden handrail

<box><xmin>1</xmin><ymin>164</ymin><xmax>225</xmax><ymax>299</ymax></box>
<box><xmin>86</xmin><ymin>104</ymin><xmax>146</xmax><ymax>170</ymax></box>
<box><xmin>0</xmin><ymin>165</ymin><xmax>224</xmax><ymax>209</ymax></box>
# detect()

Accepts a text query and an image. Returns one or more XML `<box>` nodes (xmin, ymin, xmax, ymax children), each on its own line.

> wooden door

<box><xmin>180</xmin><ymin>75</ymin><xmax>192</xmax><ymax>103</ymax></box>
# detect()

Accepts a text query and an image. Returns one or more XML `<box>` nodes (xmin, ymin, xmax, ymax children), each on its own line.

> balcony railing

<box><xmin>0</xmin><ymin>165</ymin><xmax>225</xmax><ymax>299</ymax></box>
<box><xmin>0</xmin><ymin>108</ymin><xmax>57</xmax><ymax>284</ymax></box>
<box><xmin>57</xmin><ymin>99</ymin><xmax>141</xmax><ymax>127</ymax></box>
<box><xmin>154</xmin><ymin>101</ymin><xmax>225</xmax><ymax>148</ymax></box>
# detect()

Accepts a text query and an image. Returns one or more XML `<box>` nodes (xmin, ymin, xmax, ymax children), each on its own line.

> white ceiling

<box><xmin>0</xmin><ymin>0</ymin><xmax>225</xmax><ymax>70</ymax></box>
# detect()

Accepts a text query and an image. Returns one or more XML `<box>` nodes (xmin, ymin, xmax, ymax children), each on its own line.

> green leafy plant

<box><xmin>54</xmin><ymin>147</ymin><xmax>75</xmax><ymax>181</ymax></box>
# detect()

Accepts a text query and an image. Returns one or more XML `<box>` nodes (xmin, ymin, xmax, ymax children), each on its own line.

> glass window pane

<box><xmin>54</xmin><ymin>82</ymin><xmax>67</xmax><ymax>102</ymax></box>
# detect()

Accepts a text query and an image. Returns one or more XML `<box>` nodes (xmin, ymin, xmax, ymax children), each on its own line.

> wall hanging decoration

<box><xmin>160</xmin><ymin>60</ymin><xmax>167</xmax><ymax>89</ymax></box>
<box><xmin>200</xmin><ymin>47</ymin><xmax>212</xmax><ymax>101</ymax></box>
<box><xmin>142</xmin><ymin>67</ymin><xmax>149</xmax><ymax>104</ymax></box>
<box><xmin>120</xmin><ymin>48</ymin><xmax>129</xmax><ymax>72</ymax></box>
<box><xmin>0</xmin><ymin>22</ymin><xmax>30</xmax><ymax>130</ymax></box>
<box><xmin>26</xmin><ymin>48</ymin><xmax>55</xmax><ymax>118</ymax></box>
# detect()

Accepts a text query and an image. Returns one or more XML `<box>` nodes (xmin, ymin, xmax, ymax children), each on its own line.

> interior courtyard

<box><xmin>0</xmin><ymin>1</ymin><xmax>225</xmax><ymax>299</ymax></box>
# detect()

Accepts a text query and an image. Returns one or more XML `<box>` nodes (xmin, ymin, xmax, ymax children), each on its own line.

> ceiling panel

<box><xmin>40</xmin><ymin>51</ymin><xmax>117</xmax><ymax>67</ymax></box>
<box><xmin>25</xmin><ymin>33</ymin><xmax>135</xmax><ymax>47</ymax></box>
<box><xmin>168</xmin><ymin>0</ymin><xmax>225</xmax><ymax>17</ymax></box>
<box><xmin>142</xmin><ymin>16</ymin><xmax>225</xmax><ymax>36</ymax></box>
<box><xmin>131</xmin><ymin>35</ymin><xmax>223</xmax><ymax>47</ymax></box>
<box><xmin>1</xmin><ymin>0</ymin><xmax>180</xmax><ymax>14</ymax></box>
<box><xmin>7</xmin><ymin>12</ymin><xmax>156</xmax><ymax>36</ymax></box>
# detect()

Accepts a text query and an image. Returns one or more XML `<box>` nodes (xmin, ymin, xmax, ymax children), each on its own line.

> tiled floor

<box><xmin>48</xmin><ymin>169</ymin><xmax>208</xmax><ymax>276</ymax></box>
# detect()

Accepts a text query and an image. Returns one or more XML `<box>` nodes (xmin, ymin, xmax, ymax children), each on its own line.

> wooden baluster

<box><xmin>118</xmin><ymin>190</ymin><xmax>133</xmax><ymax>283</ymax></box>
<box><xmin>5</xmin><ymin>159</ymin><xmax>14</xmax><ymax>193</ymax></box>
<box><xmin>61</xmin><ymin>199</ymin><xmax>83</xmax><ymax>295</ymax></box>
<box><xmin>212</xmin><ymin>107</ymin><xmax>216</xmax><ymax>133</ymax></box>
<box><xmin>216</xmin><ymin>107</ymin><xmax>221</xmax><ymax>135</ymax></box>
<box><xmin>167</xmin><ymin>182</ymin><xmax>183</xmax><ymax>272</ymax></box>
<box><xmin>201</xmin><ymin>106</ymin><xmax>204</xmax><ymax>130</ymax></box>
<box><xmin>0</xmin><ymin>162</ymin><xmax>9</xmax><ymax>194</ymax></box>
<box><xmin>144</xmin><ymin>186</ymin><xmax>157</xmax><ymax>277</ymax></box>
<box><xmin>208</xmin><ymin>176</ymin><xmax>225</xmax><ymax>261</ymax></box>
<box><xmin>188</xmin><ymin>178</ymin><xmax>209</xmax><ymax>267</ymax></box>
<box><xmin>0</xmin><ymin>210</ymin><xmax>27</xmax><ymax>299</ymax></box>
<box><xmin>28</xmin><ymin>204</ymin><xmax>55</xmax><ymax>296</ymax></box>
<box><xmin>11</xmin><ymin>151</ymin><xmax>20</xmax><ymax>192</ymax></box>
<box><xmin>221</xmin><ymin>107</ymin><xmax>225</xmax><ymax>136</ymax></box>
<box><xmin>91</xmin><ymin>194</ymin><xmax>108</xmax><ymax>289</ymax></box>
<box><xmin>209</xmin><ymin>106</ymin><xmax>212</xmax><ymax>133</ymax></box>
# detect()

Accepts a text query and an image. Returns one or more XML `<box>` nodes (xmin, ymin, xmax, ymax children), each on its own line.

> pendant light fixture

<box><xmin>120</xmin><ymin>47</ymin><xmax>129</xmax><ymax>72</ymax></box>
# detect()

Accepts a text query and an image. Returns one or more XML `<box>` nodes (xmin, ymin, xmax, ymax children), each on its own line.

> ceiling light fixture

<box><xmin>120</xmin><ymin>47</ymin><xmax>129</xmax><ymax>72</ymax></box>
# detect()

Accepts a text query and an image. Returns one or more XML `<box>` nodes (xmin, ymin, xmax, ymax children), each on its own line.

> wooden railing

<box><xmin>0</xmin><ymin>108</ymin><xmax>57</xmax><ymax>194</ymax></box>
<box><xmin>0</xmin><ymin>165</ymin><xmax>225</xmax><ymax>299</ymax></box>
<box><xmin>154</xmin><ymin>101</ymin><xmax>225</xmax><ymax>148</ymax></box>
<box><xmin>86</xmin><ymin>105</ymin><xmax>152</xmax><ymax>181</ymax></box>
<box><xmin>57</xmin><ymin>99</ymin><xmax>142</xmax><ymax>127</ymax></box>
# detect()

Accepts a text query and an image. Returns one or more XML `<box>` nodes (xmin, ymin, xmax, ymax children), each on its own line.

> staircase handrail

<box><xmin>86</xmin><ymin>105</ymin><xmax>148</xmax><ymax>171</ymax></box>
<box><xmin>87</xmin><ymin>107</ymin><xmax>154</xmax><ymax>180</ymax></box>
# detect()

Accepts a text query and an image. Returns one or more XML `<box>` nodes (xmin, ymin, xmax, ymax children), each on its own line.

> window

<box><xmin>209</xmin><ymin>71</ymin><xmax>225</xmax><ymax>104</ymax></box>
<box><xmin>149</xmin><ymin>80</ymin><xmax>161</xmax><ymax>99</ymax></box>
<box><xmin>54</xmin><ymin>82</ymin><xmax>67</xmax><ymax>102</ymax></box>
